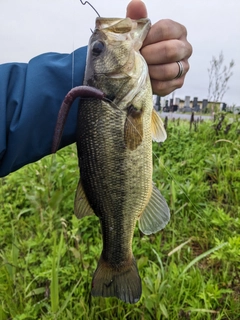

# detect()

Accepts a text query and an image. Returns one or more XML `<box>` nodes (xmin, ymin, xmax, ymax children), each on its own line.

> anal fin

<box><xmin>138</xmin><ymin>183</ymin><xmax>170</xmax><ymax>235</ymax></box>
<box><xmin>74</xmin><ymin>179</ymin><xmax>94</xmax><ymax>219</ymax></box>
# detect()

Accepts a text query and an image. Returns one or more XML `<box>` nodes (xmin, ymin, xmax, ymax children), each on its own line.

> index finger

<box><xmin>143</xmin><ymin>19</ymin><xmax>187</xmax><ymax>47</ymax></box>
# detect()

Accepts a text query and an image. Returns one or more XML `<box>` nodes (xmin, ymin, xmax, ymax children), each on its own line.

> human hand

<box><xmin>126</xmin><ymin>0</ymin><xmax>193</xmax><ymax>96</ymax></box>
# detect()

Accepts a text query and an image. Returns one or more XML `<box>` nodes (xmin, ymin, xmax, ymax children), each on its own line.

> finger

<box><xmin>151</xmin><ymin>76</ymin><xmax>186</xmax><ymax>96</ymax></box>
<box><xmin>126</xmin><ymin>0</ymin><xmax>148</xmax><ymax>19</ymax></box>
<box><xmin>141</xmin><ymin>39</ymin><xmax>192</xmax><ymax>65</ymax></box>
<box><xmin>143</xmin><ymin>19</ymin><xmax>187</xmax><ymax>46</ymax></box>
<box><xmin>148</xmin><ymin>60</ymin><xmax>190</xmax><ymax>81</ymax></box>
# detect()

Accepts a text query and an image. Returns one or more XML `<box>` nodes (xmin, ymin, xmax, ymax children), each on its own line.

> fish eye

<box><xmin>92</xmin><ymin>40</ymin><xmax>105</xmax><ymax>56</ymax></box>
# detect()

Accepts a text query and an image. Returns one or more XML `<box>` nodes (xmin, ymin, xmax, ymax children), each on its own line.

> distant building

<box><xmin>184</xmin><ymin>96</ymin><xmax>191</xmax><ymax>107</ymax></box>
<box><xmin>177</xmin><ymin>98</ymin><xmax>223</xmax><ymax>112</ymax></box>
<box><xmin>175</xmin><ymin>98</ymin><xmax>180</xmax><ymax>106</ymax></box>
<box><xmin>154</xmin><ymin>95</ymin><xmax>226</xmax><ymax>113</ymax></box>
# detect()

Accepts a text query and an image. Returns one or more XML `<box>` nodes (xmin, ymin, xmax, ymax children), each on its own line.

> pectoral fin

<box><xmin>74</xmin><ymin>179</ymin><xmax>94</xmax><ymax>219</ymax></box>
<box><xmin>124</xmin><ymin>105</ymin><xmax>143</xmax><ymax>150</ymax></box>
<box><xmin>138</xmin><ymin>183</ymin><xmax>170</xmax><ymax>235</ymax></box>
<box><xmin>151</xmin><ymin>109</ymin><xmax>167</xmax><ymax>142</ymax></box>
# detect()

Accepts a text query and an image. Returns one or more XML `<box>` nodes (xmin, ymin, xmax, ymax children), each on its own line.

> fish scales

<box><xmin>74</xmin><ymin>17</ymin><xmax>170</xmax><ymax>303</ymax></box>
<box><xmin>77</xmin><ymin>99</ymin><xmax>152</xmax><ymax>263</ymax></box>
<box><xmin>77</xmin><ymin>96</ymin><xmax>152</xmax><ymax>303</ymax></box>
<box><xmin>52</xmin><ymin>17</ymin><xmax>170</xmax><ymax>304</ymax></box>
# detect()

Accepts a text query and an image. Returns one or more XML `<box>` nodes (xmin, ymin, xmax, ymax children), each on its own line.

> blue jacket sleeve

<box><xmin>0</xmin><ymin>46</ymin><xmax>87</xmax><ymax>177</ymax></box>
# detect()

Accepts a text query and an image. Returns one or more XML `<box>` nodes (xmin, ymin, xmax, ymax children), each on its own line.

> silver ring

<box><xmin>175</xmin><ymin>61</ymin><xmax>184</xmax><ymax>79</ymax></box>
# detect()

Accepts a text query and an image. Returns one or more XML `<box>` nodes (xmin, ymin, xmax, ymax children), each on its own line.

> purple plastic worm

<box><xmin>51</xmin><ymin>85</ymin><xmax>105</xmax><ymax>153</ymax></box>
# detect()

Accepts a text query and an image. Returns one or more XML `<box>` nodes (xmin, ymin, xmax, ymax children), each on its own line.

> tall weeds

<box><xmin>0</xmin><ymin>114</ymin><xmax>239</xmax><ymax>319</ymax></box>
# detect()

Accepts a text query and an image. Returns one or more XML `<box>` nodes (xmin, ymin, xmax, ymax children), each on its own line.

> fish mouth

<box><xmin>104</xmin><ymin>94</ymin><xmax>116</xmax><ymax>103</ymax></box>
<box><xmin>94</xmin><ymin>72</ymin><xmax>131</xmax><ymax>80</ymax></box>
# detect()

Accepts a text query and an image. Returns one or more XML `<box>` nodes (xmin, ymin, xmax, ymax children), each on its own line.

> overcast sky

<box><xmin>1</xmin><ymin>0</ymin><xmax>239</xmax><ymax>106</ymax></box>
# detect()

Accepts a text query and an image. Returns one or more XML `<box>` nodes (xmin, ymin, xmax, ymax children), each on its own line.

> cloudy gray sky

<box><xmin>1</xmin><ymin>0</ymin><xmax>239</xmax><ymax>106</ymax></box>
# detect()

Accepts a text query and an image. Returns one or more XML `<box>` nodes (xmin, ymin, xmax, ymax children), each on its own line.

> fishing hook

<box><xmin>79</xmin><ymin>0</ymin><xmax>100</xmax><ymax>17</ymax></box>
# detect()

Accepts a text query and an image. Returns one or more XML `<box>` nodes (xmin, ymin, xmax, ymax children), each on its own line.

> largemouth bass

<box><xmin>52</xmin><ymin>17</ymin><xmax>170</xmax><ymax>304</ymax></box>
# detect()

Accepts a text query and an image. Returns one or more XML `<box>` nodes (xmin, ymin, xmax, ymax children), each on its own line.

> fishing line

<box><xmin>71</xmin><ymin>1</ymin><xmax>77</xmax><ymax>89</ymax></box>
<box><xmin>79</xmin><ymin>0</ymin><xmax>100</xmax><ymax>17</ymax></box>
<box><xmin>71</xmin><ymin>46</ymin><xmax>75</xmax><ymax>89</ymax></box>
<box><xmin>72</xmin><ymin>0</ymin><xmax>99</xmax><ymax>89</ymax></box>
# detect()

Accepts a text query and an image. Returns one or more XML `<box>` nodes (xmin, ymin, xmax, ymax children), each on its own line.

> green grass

<box><xmin>0</xmin><ymin>113</ymin><xmax>239</xmax><ymax>319</ymax></box>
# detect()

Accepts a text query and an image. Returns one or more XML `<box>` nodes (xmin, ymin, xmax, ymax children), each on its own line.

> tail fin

<box><xmin>91</xmin><ymin>255</ymin><xmax>142</xmax><ymax>304</ymax></box>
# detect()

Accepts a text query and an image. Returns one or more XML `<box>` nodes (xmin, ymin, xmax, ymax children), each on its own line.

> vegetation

<box><xmin>207</xmin><ymin>51</ymin><xmax>235</xmax><ymax>112</ymax></box>
<box><xmin>0</xmin><ymin>113</ymin><xmax>239</xmax><ymax>319</ymax></box>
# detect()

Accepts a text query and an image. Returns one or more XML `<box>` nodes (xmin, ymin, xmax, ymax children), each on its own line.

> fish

<box><xmin>52</xmin><ymin>17</ymin><xmax>170</xmax><ymax>304</ymax></box>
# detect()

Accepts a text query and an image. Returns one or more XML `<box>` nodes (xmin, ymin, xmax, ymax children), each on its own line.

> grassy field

<box><xmin>0</xmin><ymin>113</ymin><xmax>239</xmax><ymax>319</ymax></box>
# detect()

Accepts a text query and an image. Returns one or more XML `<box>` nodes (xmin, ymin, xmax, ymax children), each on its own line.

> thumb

<box><xmin>126</xmin><ymin>0</ymin><xmax>148</xmax><ymax>19</ymax></box>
